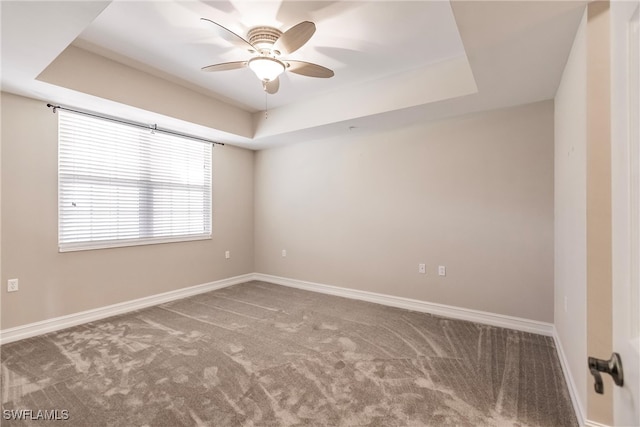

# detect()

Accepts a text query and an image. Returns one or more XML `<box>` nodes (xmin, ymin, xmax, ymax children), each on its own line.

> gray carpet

<box><xmin>1</xmin><ymin>281</ymin><xmax>577</xmax><ymax>426</ymax></box>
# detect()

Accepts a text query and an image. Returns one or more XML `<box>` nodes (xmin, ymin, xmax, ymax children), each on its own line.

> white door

<box><xmin>611</xmin><ymin>0</ymin><xmax>640</xmax><ymax>424</ymax></box>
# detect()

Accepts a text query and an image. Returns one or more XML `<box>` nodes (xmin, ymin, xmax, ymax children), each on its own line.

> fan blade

<box><xmin>201</xmin><ymin>18</ymin><xmax>256</xmax><ymax>52</ymax></box>
<box><xmin>286</xmin><ymin>60</ymin><xmax>334</xmax><ymax>78</ymax></box>
<box><xmin>263</xmin><ymin>77</ymin><xmax>280</xmax><ymax>94</ymax></box>
<box><xmin>201</xmin><ymin>61</ymin><xmax>247</xmax><ymax>72</ymax></box>
<box><xmin>273</xmin><ymin>21</ymin><xmax>315</xmax><ymax>54</ymax></box>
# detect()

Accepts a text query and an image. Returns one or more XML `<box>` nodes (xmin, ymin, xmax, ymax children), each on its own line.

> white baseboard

<box><xmin>252</xmin><ymin>273</ymin><xmax>554</xmax><ymax>336</ymax></box>
<box><xmin>0</xmin><ymin>273</ymin><xmax>253</xmax><ymax>345</ymax></box>
<box><xmin>552</xmin><ymin>326</ymin><xmax>587</xmax><ymax>427</ymax></box>
<box><xmin>584</xmin><ymin>420</ymin><xmax>610</xmax><ymax>427</ymax></box>
<box><xmin>0</xmin><ymin>271</ymin><xmax>555</xmax><ymax>342</ymax></box>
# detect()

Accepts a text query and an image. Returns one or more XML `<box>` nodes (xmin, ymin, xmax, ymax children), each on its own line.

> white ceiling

<box><xmin>74</xmin><ymin>1</ymin><xmax>466</xmax><ymax>112</ymax></box>
<box><xmin>1</xmin><ymin>0</ymin><xmax>587</xmax><ymax>149</ymax></box>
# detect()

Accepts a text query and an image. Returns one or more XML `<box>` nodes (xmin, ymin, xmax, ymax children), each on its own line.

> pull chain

<box><xmin>264</xmin><ymin>90</ymin><xmax>269</xmax><ymax>120</ymax></box>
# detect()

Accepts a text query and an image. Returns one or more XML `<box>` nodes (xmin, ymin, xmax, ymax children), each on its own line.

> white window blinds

<box><xmin>58</xmin><ymin>109</ymin><xmax>212</xmax><ymax>252</ymax></box>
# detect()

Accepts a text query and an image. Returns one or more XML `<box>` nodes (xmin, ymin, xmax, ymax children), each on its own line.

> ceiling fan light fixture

<box><xmin>248</xmin><ymin>57</ymin><xmax>285</xmax><ymax>82</ymax></box>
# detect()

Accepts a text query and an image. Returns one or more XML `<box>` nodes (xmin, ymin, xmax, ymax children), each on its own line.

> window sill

<box><xmin>58</xmin><ymin>234</ymin><xmax>212</xmax><ymax>253</ymax></box>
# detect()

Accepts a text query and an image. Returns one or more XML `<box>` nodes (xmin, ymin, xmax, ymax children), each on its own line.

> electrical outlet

<box><xmin>7</xmin><ymin>279</ymin><xmax>19</xmax><ymax>292</ymax></box>
<box><xmin>418</xmin><ymin>264</ymin><xmax>426</xmax><ymax>274</ymax></box>
<box><xmin>225</xmin><ymin>250</ymin><xmax>230</xmax><ymax>259</ymax></box>
<box><xmin>282</xmin><ymin>249</ymin><xmax>287</xmax><ymax>257</ymax></box>
<box><xmin>438</xmin><ymin>266</ymin><xmax>446</xmax><ymax>276</ymax></box>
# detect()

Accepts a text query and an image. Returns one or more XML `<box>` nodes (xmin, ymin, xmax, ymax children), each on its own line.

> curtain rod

<box><xmin>46</xmin><ymin>103</ymin><xmax>224</xmax><ymax>146</ymax></box>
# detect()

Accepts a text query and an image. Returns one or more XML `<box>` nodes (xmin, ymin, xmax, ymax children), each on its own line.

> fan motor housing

<box><xmin>248</xmin><ymin>26</ymin><xmax>283</xmax><ymax>54</ymax></box>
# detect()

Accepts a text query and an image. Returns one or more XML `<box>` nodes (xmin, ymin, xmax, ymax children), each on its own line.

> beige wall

<box><xmin>586</xmin><ymin>1</ymin><xmax>613</xmax><ymax>424</ymax></box>
<box><xmin>38</xmin><ymin>45</ymin><xmax>253</xmax><ymax>139</ymax></box>
<box><xmin>254</xmin><ymin>101</ymin><xmax>555</xmax><ymax>322</ymax></box>
<box><xmin>0</xmin><ymin>95</ymin><xmax>556</xmax><ymax>329</ymax></box>
<box><xmin>554</xmin><ymin>8</ymin><xmax>588</xmax><ymax>421</ymax></box>
<box><xmin>0</xmin><ymin>92</ymin><xmax>255</xmax><ymax>330</ymax></box>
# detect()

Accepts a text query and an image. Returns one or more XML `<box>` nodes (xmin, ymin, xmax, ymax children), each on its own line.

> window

<box><xmin>58</xmin><ymin>110</ymin><xmax>212</xmax><ymax>252</ymax></box>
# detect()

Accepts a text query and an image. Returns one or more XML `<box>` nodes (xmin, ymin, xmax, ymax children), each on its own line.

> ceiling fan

<box><xmin>200</xmin><ymin>18</ymin><xmax>334</xmax><ymax>94</ymax></box>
